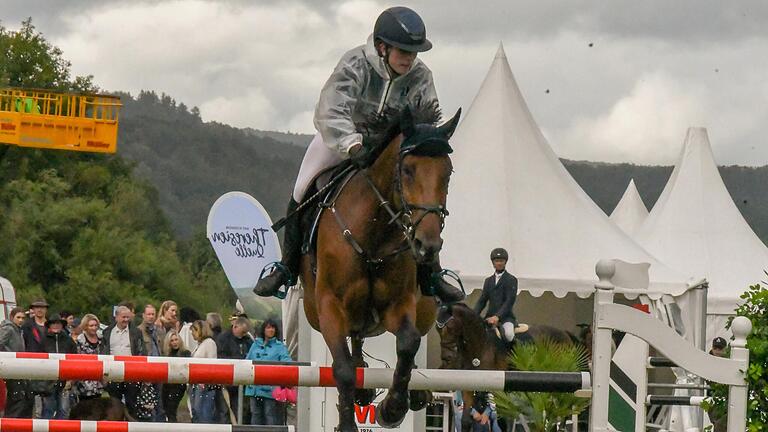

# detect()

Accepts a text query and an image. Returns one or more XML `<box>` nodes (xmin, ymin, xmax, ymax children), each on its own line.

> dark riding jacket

<box><xmin>474</xmin><ymin>271</ymin><xmax>518</xmax><ymax>325</ymax></box>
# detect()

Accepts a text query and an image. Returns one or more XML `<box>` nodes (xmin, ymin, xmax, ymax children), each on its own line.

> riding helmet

<box><xmin>490</xmin><ymin>248</ymin><xmax>508</xmax><ymax>261</ymax></box>
<box><xmin>373</xmin><ymin>7</ymin><xmax>432</xmax><ymax>53</ymax></box>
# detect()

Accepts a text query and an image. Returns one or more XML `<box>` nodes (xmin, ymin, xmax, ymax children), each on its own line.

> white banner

<box><xmin>206</xmin><ymin>192</ymin><xmax>280</xmax><ymax>291</ymax></box>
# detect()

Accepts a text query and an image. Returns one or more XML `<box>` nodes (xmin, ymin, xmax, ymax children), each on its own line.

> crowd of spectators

<box><xmin>0</xmin><ymin>297</ymin><xmax>294</xmax><ymax>425</ymax></box>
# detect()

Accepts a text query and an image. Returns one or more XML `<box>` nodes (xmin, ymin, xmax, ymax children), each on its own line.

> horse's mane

<box><xmin>357</xmin><ymin>101</ymin><xmax>442</xmax><ymax>156</ymax></box>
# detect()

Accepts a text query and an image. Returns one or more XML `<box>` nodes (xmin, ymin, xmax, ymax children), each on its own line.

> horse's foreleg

<box><xmin>376</xmin><ymin>317</ymin><xmax>421</xmax><ymax>428</ymax></box>
<box><xmin>350</xmin><ymin>334</ymin><xmax>376</xmax><ymax>407</ymax></box>
<box><xmin>318</xmin><ymin>298</ymin><xmax>357</xmax><ymax>432</ymax></box>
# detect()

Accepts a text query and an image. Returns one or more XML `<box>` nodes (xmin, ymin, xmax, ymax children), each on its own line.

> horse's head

<box><xmin>436</xmin><ymin>302</ymin><xmax>507</xmax><ymax>371</ymax></box>
<box><xmin>396</xmin><ymin>107</ymin><xmax>461</xmax><ymax>264</ymax></box>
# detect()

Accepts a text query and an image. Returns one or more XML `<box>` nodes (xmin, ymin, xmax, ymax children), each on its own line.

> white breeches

<box><xmin>292</xmin><ymin>133</ymin><xmax>345</xmax><ymax>202</ymax></box>
<box><xmin>501</xmin><ymin>322</ymin><xmax>516</xmax><ymax>342</ymax></box>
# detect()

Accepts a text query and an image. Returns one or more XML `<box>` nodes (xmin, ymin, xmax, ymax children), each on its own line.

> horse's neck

<box><xmin>367</xmin><ymin>136</ymin><xmax>400</xmax><ymax>199</ymax></box>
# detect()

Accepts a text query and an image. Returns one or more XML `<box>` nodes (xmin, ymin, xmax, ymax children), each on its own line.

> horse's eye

<box><xmin>403</xmin><ymin>165</ymin><xmax>415</xmax><ymax>179</ymax></box>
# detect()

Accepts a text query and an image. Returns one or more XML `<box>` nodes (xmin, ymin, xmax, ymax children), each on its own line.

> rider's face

<box><xmin>492</xmin><ymin>258</ymin><xmax>507</xmax><ymax>272</ymax></box>
<box><xmin>386</xmin><ymin>47</ymin><xmax>417</xmax><ymax>75</ymax></box>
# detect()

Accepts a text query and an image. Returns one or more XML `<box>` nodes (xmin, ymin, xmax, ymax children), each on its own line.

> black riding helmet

<box><xmin>374</xmin><ymin>7</ymin><xmax>432</xmax><ymax>53</ymax></box>
<box><xmin>490</xmin><ymin>248</ymin><xmax>508</xmax><ymax>261</ymax></box>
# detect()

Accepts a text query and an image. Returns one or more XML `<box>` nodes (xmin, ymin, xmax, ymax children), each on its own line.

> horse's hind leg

<box><xmin>351</xmin><ymin>334</ymin><xmax>376</xmax><ymax>407</ymax></box>
<box><xmin>376</xmin><ymin>316</ymin><xmax>421</xmax><ymax>428</ymax></box>
<box><xmin>318</xmin><ymin>298</ymin><xmax>358</xmax><ymax>432</ymax></box>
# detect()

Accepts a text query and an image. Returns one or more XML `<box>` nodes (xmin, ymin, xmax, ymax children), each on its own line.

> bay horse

<box><xmin>301</xmin><ymin>105</ymin><xmax>461</xmax><ymax>431</ymax></box>
<box><xmin>436</xmin><ymin>302</ymin><xmax>578</xmax><ymax>431</ymax></box>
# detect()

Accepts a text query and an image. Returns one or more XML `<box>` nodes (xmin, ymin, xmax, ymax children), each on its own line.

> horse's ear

<box><xmin>438</xmin><ymin>108</ymin><xmax>461</xmax><ymax>139</ymax></box>
<box><xmin>401</xmin><ymin>106</ymin><xmax>415</xmax><ymax>137</ymax></box>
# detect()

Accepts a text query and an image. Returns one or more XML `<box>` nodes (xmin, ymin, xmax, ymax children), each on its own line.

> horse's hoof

<box><xmin>375</xmin><ymin>393</ymin><xmax>409</xmax><ymax>428</ymax></box>
<box><xmin>409</xmin><ymin>390</ymin><xmax>432</xmax><ymax>411</ymax></box>
<box><xmin>355</xmin><ymin>388</ymin><xmax>376</xmax><ymax>407</ymax></box>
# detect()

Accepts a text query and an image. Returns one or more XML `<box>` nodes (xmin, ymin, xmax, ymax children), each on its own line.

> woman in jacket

<box><xmin>253</xmin><ymin>6</ymin><xmax>464</xmax><ymax>305</ymax></box>
<box><xmin>245</xmin><ymin>319</ymin><xmax>292</xmax><ymax>425</ymax></box>
<box><xmin>189</xmin><ymin>320</ymin><xmax>218</xmax><ymax>423</ymax></box>
<box><xmin>0</xmin><ymin>307</ymin><xmax>33</xmax><ymax>417</ymax></box>
<box><xmin>74</xmin><ymin>314</ymin><xmax>104</xmax><ymax>402</ymax></box>
<box><xmin>154</xmin><ymin>300</ymin><xmax>179</xmax><ymax>350</ymax></box>
<box><xmin>161</xmin><ymin>329</ymin><xmax>190</xmax><ymax>422</ymax></box>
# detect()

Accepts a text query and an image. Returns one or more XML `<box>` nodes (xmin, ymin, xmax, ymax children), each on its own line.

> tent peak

<box><xmin>495</xmin><ymin>42</ymin><xmax>507</xmax><ymax>59</ymax></box>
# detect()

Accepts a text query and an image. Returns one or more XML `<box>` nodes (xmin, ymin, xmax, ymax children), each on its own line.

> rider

<box><xmin>253</xmin><ymin>7</ymin><xmax>465</xmax><ymax>304</ymax></box>
<box><xmin>474</xmin><ymin>248</ymin><xmax>518</xmax><ymax>342</ymax></box>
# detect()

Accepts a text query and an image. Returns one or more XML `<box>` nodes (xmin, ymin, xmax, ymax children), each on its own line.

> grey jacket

<box><xmin>314</xmin><ymin>35</ymin><xmax>438</xmax><ymax>157</ymax></box>
<box><xmin>0</xmin><ymin>319</ymin><xmax>25</xmax><ymax>352</ymax></box>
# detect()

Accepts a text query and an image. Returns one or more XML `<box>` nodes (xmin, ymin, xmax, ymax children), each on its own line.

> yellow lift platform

<box><xmin>0</xmin><ymin>88</ymin><xmax>121</xmax><ymax>154</ymax></box>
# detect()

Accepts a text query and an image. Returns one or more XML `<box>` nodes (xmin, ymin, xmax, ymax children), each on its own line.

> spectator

<box><xmin>217</xmin><ymin>316</ymin><xmax>254</xmax><ymax>420</ymax></box>
<box><xmin>245</xmin><ymin>319</ymin><xmax>291</xmax><ymax>425</ymax></box>
<box><xmin>161</xmin><ymin>329</ymin><xmax>190</xmax><ymax>423</ymax></box>
<box><xmin>178</xmin><ymin>307</ymin><xmax>201</xmax><ymax>354</ymax></box>
<box><xmin>206</xmin><ymin>312</ymin><xmax>223</xmax><ymax>340</ymax></box>
<box><xmin>461</xmin><ymin>391</ymin><xmax>501</xmax><ymax>432</ymax></box>
<box><xmin>59</xmin><ymin>311</ymin><xmax>75</xmax><ymax>336</ymax></box>
<box><xmin>138</xmin><ymin>305</ymin><xmax>161</xmax><ymax>357</ymax></box>
<box><xmin>74</xmin><ymin>314</ymin><xmax>104</xmax><ymax>402</ymax></box>
<box><xmin>41</xmin><ymin>315</ymin><xmax>77</xmax><ymax>419</ymax></box>
<box><xmin>69</xmin><ymin>317</ymin><xmax>83</xmax><ymax>343</ymax></box>
<box><xmin>709</xmin><ymin>337</ymin><xmax>727</xmax><ymax>357</ymax></box>
<box><xmin>101</xmin><ymin>305</ymin><xmax>145</xmax><ymax>419</ymax></box>
<box><xmin>22</xmin><ymin>298</ymin><xmax>49</xmax><ymax>353</ymax></box>
<box><xmin>155</xmin><ymin>300</ymin><xmax>179</xmax><ymax>350</ymax></box>
<box><xmin>0</xmin><ymin>307</ymin><xmax>33</xmax><ymax>417</ymax></box>
<box><xmin>190</xmin><ymin>320</ymin><xmax>218</xmax><ymax>423</ymax></box>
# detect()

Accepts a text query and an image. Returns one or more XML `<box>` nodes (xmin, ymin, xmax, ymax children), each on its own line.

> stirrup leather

<box><xmin>258</xmin><ymin>262</ymin><xmax>296</xmax><ymax>299</ymax></box>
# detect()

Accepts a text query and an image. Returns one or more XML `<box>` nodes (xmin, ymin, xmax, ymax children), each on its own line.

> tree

<box><xmin>705</xmin><ymin>281</ymin><xmax>768</xmax><ymax>431</ymax></box>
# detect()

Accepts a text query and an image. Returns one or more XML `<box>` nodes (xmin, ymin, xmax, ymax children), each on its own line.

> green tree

<box><xmin>705</xmin><ymin>282</ymin><xmax>768</xmax><ymax>431</ymax></box>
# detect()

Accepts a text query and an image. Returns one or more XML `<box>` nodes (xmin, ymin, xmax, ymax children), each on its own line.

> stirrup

<box><xmin>258</xmin><ymin>262</ymin><xmax>296</xmax><ymax>300</ymax></box>
<box><xmin>430</xmin><ymin>269</ymin><xmax>465</xmax><ymax>296</ymax></box>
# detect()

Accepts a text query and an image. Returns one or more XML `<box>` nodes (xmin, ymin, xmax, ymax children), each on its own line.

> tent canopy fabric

<box><xmin>610</xmin><ymin>179</ymin><xmax>650</xmax><ymax>236</ymax></box>
<box><xmin>635</xmin><ymin>127</ymin><xmax>768</xmax><ymax>315</ymax></box>
<box><xmin>441</xmin><ymin>44</ymin><xmax>691</xmax><ymax>300</ymax></box>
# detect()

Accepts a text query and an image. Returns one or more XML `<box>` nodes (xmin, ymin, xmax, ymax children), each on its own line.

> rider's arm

<box><xmin>473</xmin><ymin>284</ymin><xmax>489</xmax><ymax>316</ymax></box>
<box><xmin>314</xmin><ymin>55</ymin><xmax>367</xmax><ymax>159</ymax></box>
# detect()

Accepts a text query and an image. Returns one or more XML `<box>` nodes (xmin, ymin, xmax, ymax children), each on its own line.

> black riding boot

<box><xmin>417</xmin><ymin>261</ymin><xmax>465</xmax><ymax>304</ymax></box>
<box><xmin>253</xmin><ymin>198</ymin><xmax>302</xmax><ymax>297</ymax></box>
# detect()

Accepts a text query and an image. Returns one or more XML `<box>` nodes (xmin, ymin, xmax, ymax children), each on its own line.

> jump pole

<box><xmin>0</xmin><ymin>419</ymin><xmax>292</xmax><ymax>432</ymax></box>
<box><xmin>0</xmin><ymin>351</ymin><xmax>310</xmax><ymax>366</ymax></box>
<box><xmin>0</xmin><ymin>358</ymin><xmax>590</xmax><ymax>392</ymax></box>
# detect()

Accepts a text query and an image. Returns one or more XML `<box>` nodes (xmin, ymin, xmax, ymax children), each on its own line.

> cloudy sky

<box><xmin>4</xmin><ymin>0</ymin><xmax>768</xmax><ymax>165</ymax></box>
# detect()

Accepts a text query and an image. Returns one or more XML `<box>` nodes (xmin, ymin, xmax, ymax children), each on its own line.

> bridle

<box><xmin>330</xmin><ymin>141</ymin><xmax>450</xmax><ymax>268</ymax></box>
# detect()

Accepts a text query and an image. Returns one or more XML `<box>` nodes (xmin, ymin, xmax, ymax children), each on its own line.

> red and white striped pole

<box><xmin>0</xmin><ymin>419</ymin><xmax>293</xmax><ymax>432</ymax></box>
<box><xmin>0</xmin><ymin>358</ymin><xmax>590</xmax><ymax>392</ymax></box>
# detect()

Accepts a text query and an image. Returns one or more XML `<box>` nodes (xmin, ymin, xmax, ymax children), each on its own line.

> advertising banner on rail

<box><xmin>207</xmin><ymin>191</ymin><xmax>282</xmax><ymax>316</ymax></box>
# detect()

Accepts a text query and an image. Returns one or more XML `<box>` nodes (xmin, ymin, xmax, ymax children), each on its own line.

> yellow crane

<box><xmin>0</xmin><ymin>87</ymin><xmax>121</xmax><ymax>154</ymax></box>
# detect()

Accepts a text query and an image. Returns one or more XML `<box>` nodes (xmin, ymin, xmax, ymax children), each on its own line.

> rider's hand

<box><xmin>350</xmin><ymin>143</ymin><xmax>371</xmax><ymax>169</ymax></box>
<box><xmin>348</xmin><ymin>143</ymin><xmax>363</xmax><ymax>155</ymax></box>
<box><xmin>486</xmin><ymin>316</ymin><xmax>499</xmax><ymax>326</ymax></box>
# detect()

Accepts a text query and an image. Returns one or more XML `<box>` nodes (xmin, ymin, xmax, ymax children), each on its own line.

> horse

<box><xmin>436</xmin><ymin>302</ymin><xmax>578</xmax><ymax>431</ymax></box>
<box><xmin>300</xmin><ymin>104</ymin><xmax>461</xmax><ymax>431</ymax></box>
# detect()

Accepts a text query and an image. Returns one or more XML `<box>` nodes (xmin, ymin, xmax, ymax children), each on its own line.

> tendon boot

<box><xmin>417</xmin><ymin>262</ymin><xmax>465</xmax><ymax>304</ymax></box>
<box><xmin>254</xmin><ymin>198</ymin><xmax>302</xmax><ymax>297</ymax></box>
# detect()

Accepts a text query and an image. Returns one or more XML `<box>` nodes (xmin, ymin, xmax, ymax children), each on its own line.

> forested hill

<box><xmin>115</xmin><ymin>93</ymin><xmax>768</xmax><ymax>247</ymax></box>
<box><xmin>117</xmin><ymin>91</ymin><xmax>305</xmax><ymax>238</ymax></box>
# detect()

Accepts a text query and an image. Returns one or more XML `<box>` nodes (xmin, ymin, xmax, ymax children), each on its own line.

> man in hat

<box><xmin>22</xmin><ymin>298</ymin><xmax>49</xmax><ymax>353</ymax></box>
<box><xmin>474</xmin><ymin>248</ymin><xmax>518</xmax><ymax>342</ymax></box>
<box><xmin>709</xmin><ymin>337</ymin><xmax>727</xmax><ymax>357</ymax></box>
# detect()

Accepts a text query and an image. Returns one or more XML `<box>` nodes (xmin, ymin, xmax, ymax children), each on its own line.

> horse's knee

<box><xmin>396</xmin><ymin>325</ymin><xmax>421</xmax><ymax>359</ymax></box>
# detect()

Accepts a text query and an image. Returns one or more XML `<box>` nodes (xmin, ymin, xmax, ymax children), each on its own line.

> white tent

<box><xmin>610</xmin><ymin>179</ymin><xmax>650</xmax><ymax>236</ymax></box>
<box><xmin>441</xmin><ymin>45</ymin><xmax>691</xmax><ymax>300</ymax></box>
<box><xmin>635</xmin><ymin>127</ymin><xmax>768</xmax><ymax>338</ymax></box>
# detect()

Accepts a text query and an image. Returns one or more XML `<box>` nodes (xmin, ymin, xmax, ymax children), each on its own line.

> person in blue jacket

<box><xmin>245</xmin><ymin>319</ymin><xmax>292</xmax><ymax>425</ymax></box>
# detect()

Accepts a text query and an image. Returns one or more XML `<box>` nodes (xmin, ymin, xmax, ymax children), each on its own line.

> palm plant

<box><xmin>493</xmin><ymin>339</ymin><xmax>591</xmax><ymax>432</ymax></box>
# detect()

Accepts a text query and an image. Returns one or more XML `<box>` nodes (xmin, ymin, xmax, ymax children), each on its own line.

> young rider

<box><xmin>254</xmin><ymin>6</ymin><xmax>465</xmax><ymax>304</ymax></box>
